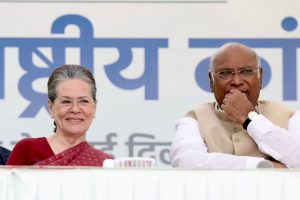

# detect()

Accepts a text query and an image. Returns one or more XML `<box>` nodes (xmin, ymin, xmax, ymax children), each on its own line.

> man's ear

<box><xmin>208</xmin><ymin>72</ymin><xmax>214</xmax><ymax>92</ymax></box>
<box><xmin>259</xmin><ymin>67</ymin><xmax>263</xmax><ymax>89</ymax></box>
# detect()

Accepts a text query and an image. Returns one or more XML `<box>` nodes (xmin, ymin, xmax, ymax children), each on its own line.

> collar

<box><xmin>214</xmin><ymin>102</ymin><xmax>260</xmax><ymax>115</ymax></box>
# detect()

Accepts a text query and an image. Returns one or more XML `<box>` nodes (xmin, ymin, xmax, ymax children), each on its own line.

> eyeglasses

<box><xmin>213</xmin><ymin>68</ymin><xmax>259</xmax><ymax>80</ymax></box>
<box><xmin>54</xmin><ymin>97</ymin><xmax>94</xmax><ymax>108</ymax></box>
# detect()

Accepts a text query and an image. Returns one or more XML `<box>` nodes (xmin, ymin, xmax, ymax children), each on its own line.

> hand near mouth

<box><xmin>221</xmin><ymin>89</ymin><xmax>255</xmax><ymax>124</ymax></box>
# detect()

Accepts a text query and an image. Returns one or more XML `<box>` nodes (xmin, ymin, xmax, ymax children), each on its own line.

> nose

<box><xmin>230</xmin><ymin>72</ymin><xmax>244</xmax><ymax>86</ymax></box>
<box><xmin>70</xmin><ymin>100</ymin><xmax>80</xmax><ymax>112</ymax></box>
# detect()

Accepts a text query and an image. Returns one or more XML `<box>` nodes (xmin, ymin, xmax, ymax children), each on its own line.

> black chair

<box><xmin>0</xmin><ymin>146</ymin><xmax>11</xmax><ymax>165</ymax></box>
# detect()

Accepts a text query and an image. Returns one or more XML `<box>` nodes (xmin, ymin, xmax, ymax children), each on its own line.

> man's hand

<box><xmin>270</xmin><ymin>160</ymin><xmax>287</xmax><ymax>168</ymax></box>
<box><xmin>221</xmin><ymin>89</ymin><xmax>255</xmax><ymax>124</ymax></box>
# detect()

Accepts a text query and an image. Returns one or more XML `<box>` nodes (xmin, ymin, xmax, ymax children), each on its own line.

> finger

<box><xmin>223</xmin><ymin>96</ymin><xmax>229</xmax><ymax>104</ymax></box>
<box><xmin>222</xmin><ymin>99</ymin><xmax>226</xmax><ymax>105</ymax></box>
<box><xmin>220</xmin><ymin>104</ymin><xmax>225</xmax><ymax>110</ymax></box>
<box><xmin>230</xmin><ymin>89</ymin><xmax>239</xmax><ymax>94</ymax></box>
<box><xmin>224</xmin><ymin>92</ymin><xmax>232</xmax><ymax>99</ymax></box>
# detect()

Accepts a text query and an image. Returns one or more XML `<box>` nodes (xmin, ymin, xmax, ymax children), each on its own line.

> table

<box><xmin>1</xmin><ymin>167</ymin><xmax>300</xmax><ymax>200</ymax></box>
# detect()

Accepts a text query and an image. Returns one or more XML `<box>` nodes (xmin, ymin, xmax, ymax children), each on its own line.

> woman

<box><xmin>7</xmin><ymin>64</ymin><xmax>113</xmax><ymax>166</ymax></box>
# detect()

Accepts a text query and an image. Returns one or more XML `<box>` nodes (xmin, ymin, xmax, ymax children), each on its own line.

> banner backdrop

<box><xmin>0</xmin><ymin>0</ymin><xmax>300</xmax><ymax>166</ymax></box>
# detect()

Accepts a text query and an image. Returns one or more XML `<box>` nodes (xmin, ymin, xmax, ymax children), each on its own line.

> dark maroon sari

<box><xmin>35</xmin><ymin>141</ymin><xmax>113</xmax><ymax>166</ymax></box>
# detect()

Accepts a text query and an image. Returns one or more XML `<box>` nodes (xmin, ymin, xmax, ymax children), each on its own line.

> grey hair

<box><xmin>48</xmin><ymin>64</ymin><xmax>97</xmax><ymax>102</ymax></box>
<box><xmin>209</xmin><ymin>42</ymin><xmax>262</xmax><ymax>72</ymax></box>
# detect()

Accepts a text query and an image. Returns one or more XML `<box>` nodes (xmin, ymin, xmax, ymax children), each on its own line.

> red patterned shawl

<box><xmin>34</xmin><ymin>141</ymin><xmax>113</xmax><ymax>166</ymax></box>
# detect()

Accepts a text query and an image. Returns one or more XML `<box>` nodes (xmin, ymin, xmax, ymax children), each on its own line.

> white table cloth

<box><xmin>0</xmin><ymin>167</ymin><xmax>300</xmax><ymax>200</ymax></box>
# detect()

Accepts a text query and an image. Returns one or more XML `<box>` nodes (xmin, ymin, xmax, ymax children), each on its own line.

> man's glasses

<box><xmin>213</xmin><ymin>68</ymin><xmax>259</xmax><ymax>80</ymax></box>
<box><xmin>54</xmin><ymin>97</ymin><xmax>94</xmax><ymax>108</ymax></box>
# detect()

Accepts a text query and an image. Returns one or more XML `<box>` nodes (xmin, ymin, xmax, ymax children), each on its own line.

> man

<box><xmin>170</xmin><ymin>42</ymin><xmax>300</xmax><ymax>169</ymax></box>
<box><xmin>0</xmin><ymin>146</ymin><xmax>11</xmax><ymax>165</ymax></box>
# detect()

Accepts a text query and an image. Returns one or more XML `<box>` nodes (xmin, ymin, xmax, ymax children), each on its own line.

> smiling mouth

<box><xmin>67</xmin><ymin>118</ymin><xmax>83</xmax><ymax>123</ymax></box>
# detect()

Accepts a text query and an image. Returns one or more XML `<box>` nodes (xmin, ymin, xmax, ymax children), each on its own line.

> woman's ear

<box><xmin>48</xmin><ymin>99</ymin><xmax>53</xmax><ymax>117</ymax></box>
<box><xmin>93</xmin><ymin>99</ymin><xmax>98</xmax><ymax>118</ymax></box>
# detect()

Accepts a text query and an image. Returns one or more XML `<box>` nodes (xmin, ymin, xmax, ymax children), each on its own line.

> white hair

<box><xmin>209</xmin><ymin>42</ymin><xmax>262</xmax><ymax>73</ymax></box>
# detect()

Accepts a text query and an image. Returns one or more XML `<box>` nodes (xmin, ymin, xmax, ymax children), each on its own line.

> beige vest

<box><xmin>186</xmin><ymin>100</ymin><xmax>295</xmax><ymax>159</ymax></box>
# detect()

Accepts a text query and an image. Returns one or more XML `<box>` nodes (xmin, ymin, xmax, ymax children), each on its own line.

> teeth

<box><xmin>68</xmin><ymin>119</ymin><xmax>82</xmax><ymax>121</ymax></box>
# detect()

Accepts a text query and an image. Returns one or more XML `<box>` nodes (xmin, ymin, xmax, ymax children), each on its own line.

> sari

<box><xmin>35</xmin><ymin>141</ymin><xmax>113</xmax><ymax>166</ymax></box>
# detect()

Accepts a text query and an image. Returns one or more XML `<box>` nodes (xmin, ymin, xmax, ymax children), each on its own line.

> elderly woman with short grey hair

<box><xmin>7</xmin><ymin>64</ymin><xmax>113</xmax><ymax>166</ymax></box>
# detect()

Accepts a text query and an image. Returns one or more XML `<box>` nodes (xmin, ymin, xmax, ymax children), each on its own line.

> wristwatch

<box><xmin>243</xmin><ymin>111</ymin><xmax>259</xmax><ymax>130</ymax></box>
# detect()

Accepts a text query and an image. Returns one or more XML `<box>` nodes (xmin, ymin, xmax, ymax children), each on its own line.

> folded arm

<box><xmin>247</xmin><ymin>111</ymin><xmax>300</xmax><ymax>168</ymax></box>
<box><xmin>170</xmin><ymin>117</ymin><xmax>269</xmax><ymax>169</ymax></box>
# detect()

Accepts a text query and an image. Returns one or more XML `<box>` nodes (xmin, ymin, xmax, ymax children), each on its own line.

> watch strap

<box><xmin>243</xmin><ymin>117</ymin><xmax>252</xmax><ymax>130</ymax></box>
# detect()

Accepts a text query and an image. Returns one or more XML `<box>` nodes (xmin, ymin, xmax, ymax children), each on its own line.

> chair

<box><xmin>103</xmin><ymin>157</ymin><xmax>156</xmax><ymax>168</ymax></box>
<box><xmin>0</xmin><ymin>146</ymin><xmax>11</xmax><ymax>165</ymax></box>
